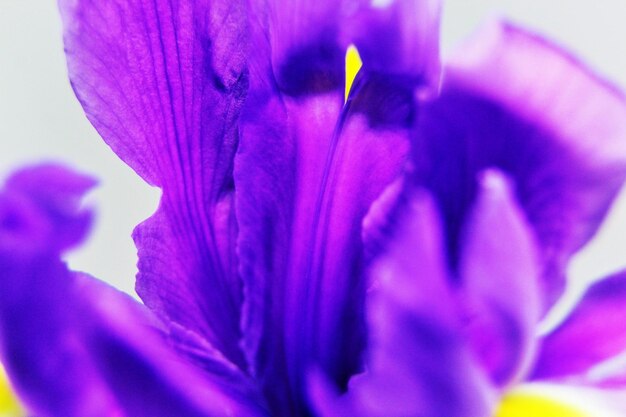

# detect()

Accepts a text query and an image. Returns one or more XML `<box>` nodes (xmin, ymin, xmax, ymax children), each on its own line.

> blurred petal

<box><xmin>236</xmin><ymin>1</ymin><xmax>441</xmax><ymax>412</ymax></box>
<box><xmin>459</xmin><ymin>171</ymin><xmax>542</xmax><ymax>387</ymax></box>
<box><xmin>414</xmin><ymin>20</ymin><xmax>626</xmax><ymax>309</ymax></box>
<box><xmin>59</xmin><ymin>0</ymin><xmax>249</xmax><ymax>365</ymax></box>
<box><xmin>531</xmin><ymin>270</ymin><xmax>626</xmax><ymax>381</ymax></box>
<box><xmin>0</xmin><ymin>165</ymin><xmax>265</xmax><ymax>417</ymax></box>
<box><xmin>311</xmin><ymin>184</ymin><xmax>492</xmax><ymax>417</ymax></box>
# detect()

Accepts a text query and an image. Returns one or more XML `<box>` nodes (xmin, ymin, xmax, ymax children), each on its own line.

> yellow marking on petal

<box><xmin>0</xmin><ymin>364</ymin><xmax>24</xmax><ymax>417</ymax></box>
<box><xmin>496</xmin><ymin>391</ymin><xmax>589</xmax><ymax>417</ymax></box>
<box><xmin>345</xmin><ymin>45</ymin><xmax>363</xmax><ymax>102</ymax></box>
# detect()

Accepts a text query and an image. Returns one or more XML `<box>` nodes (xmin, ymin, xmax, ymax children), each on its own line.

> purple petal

<box><xmin>458</xmin><ymin>171</ymin><xmax>542</xmax><ymax>387</ymax></box>
<box><xmin>0</xmin><ymin>165</ymin><xmax>265</xmax><ymax>417</ymax></box>
<box><xmin>414</xmin><ymin>20</ymin><xmax>626</xmax><ymax>310</ymax></box>
<box><xmin>311</xmin><ymin>183</ymin><xmax>493</xmax><ymax>417</ymax></box>
<box><xmin>531</xmin><ymin>270</ymin><xmax>626</xmax><ymax>382</ymax></box>
<box><xmin>237</xmin><ymin>1</ymin><xmax>441</xmax><ymax>411</ymax></box>
<box><xmin>59</xmin><ymin>0</ymin><xmax>248</xmax><ymax>365</ymax></box>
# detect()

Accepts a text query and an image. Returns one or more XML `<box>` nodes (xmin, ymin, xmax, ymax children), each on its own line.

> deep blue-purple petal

<box><xmin>413</xmin><ymin>20</ymin><xmax>626</xmax><ymax>310</ymax></box>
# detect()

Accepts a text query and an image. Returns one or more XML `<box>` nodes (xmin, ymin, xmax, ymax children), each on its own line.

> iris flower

<box><xmin>1</xmin><ymin>0</ymin><xmax>626</xmax><ymax>416</ymax></box>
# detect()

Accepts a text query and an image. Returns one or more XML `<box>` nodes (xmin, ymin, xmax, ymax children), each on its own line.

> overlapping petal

<box><xmin>459</xmin><ymin>172</ymin><xmax>541</xmax><ymax>387</ymax></box>
<box><xmin>236</xmin><ymin>0</ymin><xmax>440</xmax><ymax>412</ymax></box>
<box><xmin>414</xmin><ymin>20</ymin><xmax>626</xmax><ymax>309</ymax></box>
<box><xmin>312</xmin><ymin>180</ymin><xmax>493</xmax><ymax>417</ymax></box>
<box><xmin>531</xmin><ymin>270</ymin><xmax>626</xmax><ymax>382</ymax></box>
<box><xmin>0</xmin><ymin>165</ymin><xmax>265</xmax><ymax>417</ymax></box>
<box><xmin>59</xmin><ymin>0</ymin><xmax>249</xmax><ymax>366</ymax></box>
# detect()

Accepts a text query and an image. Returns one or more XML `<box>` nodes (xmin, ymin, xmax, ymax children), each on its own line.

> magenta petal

<box><xmin>414</xmin><ymin>20</ymin><xmax>626</xmax><ymax>310</ymax></box>
<box><xmin>0</xmin><ymin>165</ymin><xmax>264</xmax><ymax>417</ymax></box>
<box><xmin>59</xmin><ymin>0</ymin><xmax>249</xmax><ymax>365</ymax></box>
<box><xmin>458</xmin><ymin>171</ymin><xmax>542</xmax><ymax>387</ymax></box>
<box><xmin>311</xmin><ymin>184</ymin><xmax>493</xmax><ymax>417</ymax></box>
<box><xmin>531</xmin><ymin>270</ymin><xmax>626</xmax><ymax>382</ymax></box>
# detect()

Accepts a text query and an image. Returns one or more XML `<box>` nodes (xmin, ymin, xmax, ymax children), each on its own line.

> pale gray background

<box><xmin>1</xmin><ymin>1</ymin><xmax>625</xmax><ymax>308</ymax></box>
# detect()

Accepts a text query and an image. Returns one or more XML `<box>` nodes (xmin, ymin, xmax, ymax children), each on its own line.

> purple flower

<box><xmin>1</xmin><ymin>1</ymin><xmax>626</xmax><ymax>417</ymax></box>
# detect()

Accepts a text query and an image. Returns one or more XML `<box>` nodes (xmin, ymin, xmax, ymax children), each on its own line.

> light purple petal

<box><xmin>59</xmin><ymin>0</ymin><xmax>248</xmax><ymax>365</ymax></box>
<box><xmin>311</xmin><ymin>183</ymin><xmax>493</xmax><ymax>417</ymax></box>
<box><xmin>414</xmin><ymin>20</ymin><xmax>626</xmax><ymax>310</ymax></box>
<box><xmin>531</xmin><ymin>270</ymin><xmax>626</xmax><ymax>382</ymax></box>
<box><xmin>458</xmin><ymin>171</ymin><xmax>542</xmax><ymax>387</ymax></box>
<box><xmin>236</xmin><ymin>1</ymin><xmax>441</xmax><ymax>412</ymax></box>
<box><xmin>0</xmin><ymin>165</ymin><xmax>265</xmax><ymax>417</ymax></box>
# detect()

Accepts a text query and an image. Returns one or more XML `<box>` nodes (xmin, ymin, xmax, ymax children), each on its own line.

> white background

<box><xmin>1</xmin><ymin>0</ymin><xmax>625</xmax><ymax>298</ymax></box>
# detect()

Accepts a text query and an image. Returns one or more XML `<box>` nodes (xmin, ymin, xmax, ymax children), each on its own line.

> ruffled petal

<box><xmin>531</xmin><ymin>270</ymin><xmax>626</xmax><ymax>382</ymax></box>
<box><xmin>59</xmin><ymin>0</ymin><xmax>249</xmax><ymax>365</ymax></box>
<box><xmin>0</xmin><ymin>165</ymin><xmax>265</xmax><ymax>417</ymax></box>
<box><xmin>311</xmin><ymin>183</ymin><xmax>493</xmax><ymax>417</ymax></box>
<box><xmin>237</xmin><ymin>1</ymin><xmax>441</xmax><ymax>411</ymax></box>
<box><xmin>414</xmin><ymin>20</ymin><xmax>626</xmax><ymax>309</ymax></box>
<box><xmin>458</xmin><ymin>171</ymin><xmax>542</xmax><ymax>387</ymax></box>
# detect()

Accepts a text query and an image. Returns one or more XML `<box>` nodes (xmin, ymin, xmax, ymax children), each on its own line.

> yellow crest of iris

<box><xmin>496</xmin><ymin>391</ymin><xmax>589</xmax><ymax>417</ymax></box>
<box><xmin>0</xmin><ymin>365</ymin><xmax>24</xmax><ymax>417</ymax></box>
<box><xmin>345</xmin><ymin>45</ymin><xmax>363</xmax><ymax>102</ymax></box>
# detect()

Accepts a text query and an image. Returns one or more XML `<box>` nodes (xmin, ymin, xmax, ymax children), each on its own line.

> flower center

<box><xmin>495</xmin><ymin>390</ymin><xmax>589</xmax><ymax>417</ymax></box>
<box><xmin>0</xmin><ymin>364</ymin><xmax>24</xmax><ymax>416</ymax></box>
<box><xmin>344</xmin><ymin>45</ymin><xmax>362</xmax><ymax>101</ymax></box>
